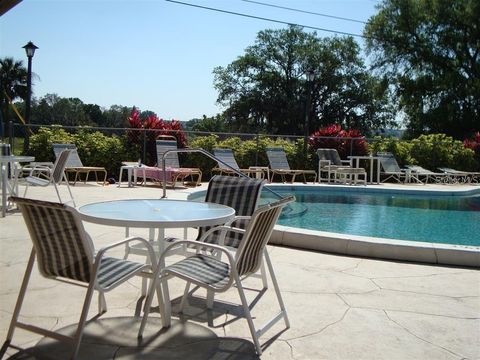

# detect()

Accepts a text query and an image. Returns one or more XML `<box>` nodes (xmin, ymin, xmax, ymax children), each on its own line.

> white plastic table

<box><xmin>348</xmin><ymin>155</ymin><xmax>382</xmax><ymax>184</ymax></box>
<box><xmin>118</xmin><ymin>164</ymin><xmax>146</xmax><ymax>187</ymax></box>
<box><xmin>0</xmin><ymin>155</ymin><xmax>35</xmax><ymax>217</ymax></box>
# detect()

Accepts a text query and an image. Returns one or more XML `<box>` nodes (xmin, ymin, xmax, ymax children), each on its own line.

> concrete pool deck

<box><xmin>0</xmin><ymin>182</ymin><xmax>479</xmax><ymax>359</ymax></box>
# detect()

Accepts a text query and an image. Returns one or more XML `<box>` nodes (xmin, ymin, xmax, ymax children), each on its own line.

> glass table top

<box><xmin>78</xmin><ymin>199</ymin><xmax>235</xmax><ymax>227</ymax></box>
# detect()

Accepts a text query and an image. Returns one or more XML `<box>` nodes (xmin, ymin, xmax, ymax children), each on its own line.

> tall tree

<box><xmin>0</xmin><ymin>57</ymin><xmax>27</xmax><ymax>137</ymax></box>
<box><xmin>364</xmin><ymin>0</ymin><xmax>480</xmax><ymax>139</ymax></box>
<box><xmin>213</xmin><ymin>26</ymin><xmax>393</xmax><ymax>135</ymax></box>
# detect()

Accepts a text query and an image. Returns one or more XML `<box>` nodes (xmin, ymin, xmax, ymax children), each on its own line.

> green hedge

<box><xmin>27</xmin><ymin>128</ymin><xmax>480</xmax><ymax>181</ymax></box>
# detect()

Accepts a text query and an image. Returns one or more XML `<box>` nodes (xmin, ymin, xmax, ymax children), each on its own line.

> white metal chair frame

<box><xmin>139</xmin><ymin>196</ymin><xmax>295</xmax><ymax>355</ymax></box>
<box><xmin>0</xmin><ymin>197</ymin><xmax>159</xmax><ymax>360</ymax></box>
<box><xmin>23</xmin><ymin>149</ymin><xmax>76</xmax><ymax>206</ymax></box>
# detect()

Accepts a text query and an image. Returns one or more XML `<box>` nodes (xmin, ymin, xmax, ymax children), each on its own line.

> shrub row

<box><xmin>28</xmin><ymin>127</ymin><xmax>479</xmax><ymax>181</ymax></box>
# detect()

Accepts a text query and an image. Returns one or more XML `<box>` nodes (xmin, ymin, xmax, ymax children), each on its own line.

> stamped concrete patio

<box><xmin>0</xmin><ymin>182</ymin><xmax>479</xmax><ymax>359</ymax></box>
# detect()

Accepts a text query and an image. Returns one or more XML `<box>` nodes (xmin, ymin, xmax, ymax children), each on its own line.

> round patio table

<box><xmin>79</xmin><ymin>198</ymin><xmax>236</xmax><ymax>296</ymax></box>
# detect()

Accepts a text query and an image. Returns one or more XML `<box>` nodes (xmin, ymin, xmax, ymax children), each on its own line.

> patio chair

<box><xmin>317</xmin><ymin>148</ymin><xmax>366</xmax><ymax>184</ymax></box>
<box><xmin>139</xmin><ymin>196</ymin><xmax>295</xmax><ymax>356</ymax></box>
<box><xmin>266</xmin><ymin>147</ymin><xmax>317</xmax><ymax>183</ymax></box>
<box><xmin>140</xmin><ymin>139</ymin><xmax>202</xmax><ymax>188</ymax></box>
<box><xmin>23</xmin><ymin>149</ymin><xmax>76</xmax><ymax>206</ymax></box>
<box><xmin>377</xmin><ymin>152</ymin><xmax>408</xmax><ymax>183</ymax></box>
<box><xmin>127</xmin><ymin>175</ymin><xmax>266</xmax><ymax>256</ymax></box>
<box><xmin>212</xmin><ymin>148</ymin><xmax>264</xmax><ymax>178</ymax></box>
<box><xmin>52</xmin><ymin>143</ymin><xmax>107</xmax><ymax>185</ymax></box>
<box><xmin>0</xmin><ymin>197</ymin><xmax>159</xmax><ymax>360</ymax></box>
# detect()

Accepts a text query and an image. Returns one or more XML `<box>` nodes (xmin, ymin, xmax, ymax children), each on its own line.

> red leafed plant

<box><xmin>127</xmin><ymin>108</ymin><xmax>187</xmax><ymax>147</ymax></box>
<box><xmin>464</xmin><ymin>132</ymin><xmax>480</xmax><ymax>155</ymax></box>
<box><xmin>127</xmin><ymin>108</ymin><xmax>188</xmax><ymax>165</ymax></box>
<box><xmin>308</xmin><ymin>124</ymin><xmax>368</xmax><ymax>158</ymax></box>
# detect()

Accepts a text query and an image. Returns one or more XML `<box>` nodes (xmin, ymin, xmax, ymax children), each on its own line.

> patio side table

<box><xmin>118</xmin><ymin>164</ymin><xmax>146</xmax><ymax>187</ymax></box>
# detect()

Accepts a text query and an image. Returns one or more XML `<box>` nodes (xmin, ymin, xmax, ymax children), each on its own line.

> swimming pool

<box><xmin>264</xmin><ymin>186</ymin><xmax>480</xmax><ymax>247</ymax></box>
<box><xmin>189</xmin><ymin>186</ymin><xmax>480</xmax><ymax>247</ymax></box>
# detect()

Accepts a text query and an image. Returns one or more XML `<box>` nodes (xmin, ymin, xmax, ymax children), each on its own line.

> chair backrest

<box><xmin>377</xmin><ymin>152</ymin><xmax>402</xmax><ymax>173</ymax></box>
<box><xmin>10</xmin><ymin>196</ymin><xmax>94</xmax><ymax>283</ymax></box>
<box><xmin>200</xmin><ymin>175</ymin><xmax>265</xmax><ymax>247</ymax></box>
<box><xmin>156</xmin><ymin>140</ymin><xmax>180</xmax><ymax>168</ymax></box>
<box><xmin>266</xmin><ymin>147</ymin><xmax>291</xmax><ymax>170</ymax></box>
<box><xmin>53</xmin><ymin>143</ymin><xmax>83</xmax><ymax>168</ymax></box>
<box><xmin>317</xmin><ymin>148</ymin><xmax>343</xmax><ymax>166</ymax></box>
<box><xmin>213</xmin><ymin>148</ymin><xmax>240</xmax><ymax>171</ymax></box>
<box><xmin>235</xmin><ymin>196</ymin><xmax>295</xmax><ymax>276</ymax></box>
<box><xmin>52</xmin><ymin>149</ymin><xmax>72</xmax><ymax>184</ymax></box>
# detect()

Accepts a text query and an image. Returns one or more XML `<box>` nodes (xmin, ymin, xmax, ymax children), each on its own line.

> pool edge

<box><xmin>271</xmin><ymin>225</ymin><xmax>480</xmax><ymax>268</ymax></box>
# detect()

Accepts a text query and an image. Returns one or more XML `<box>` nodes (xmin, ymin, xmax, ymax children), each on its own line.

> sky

<box><xmin>1</xmin><ymin>0</ymin><xmax>379</xmax><ymax>122</ymax></box>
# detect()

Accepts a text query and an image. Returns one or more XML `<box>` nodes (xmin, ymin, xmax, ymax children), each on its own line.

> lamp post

<box><xmin>22</xmin><ymin>41</ymin><xmax>38</xmax><ymax>153</ymax></box>
<box><xmin>303</xmin><ymin>69</ymin><xmax>315</xmax><ymax>165</ymax></box>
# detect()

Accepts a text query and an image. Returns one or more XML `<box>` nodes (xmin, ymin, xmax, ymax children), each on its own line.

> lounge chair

<box><xmin>438</xmin><ymin>167</ymin><xmax>480</xmax><ymax>184</ymax></box>
<box><xmin>212</xmin><ymin>148</ymin><xmax>264</xmax><ymax>178</ymax></box>
<box><xmin>139</xmin><ymin>196</ymin><xmax>295</xmax><ymax>356</ymax></box>
<box><xmin>1</xmin><ymin>197</ymin><xmax>157</xmax><ymax>360</ymax></box>
<box><xmin>23</xmin><ymin>149</ymin><xmax>76</xmax><ymax>205</ymax></box>
<box><xmin>405</xmin><ymin>165</ymin><xmax>450</xmax><ymax>184</ymax></box>
<box><xmin>140</xmin><ymin>139</ymin><xmax>202</xmax><ymax>188</ymax></box>
<box><xmin>266</xmin><ymin>147</ymin><xmax>317</xmax><ymax>183</ymax></box>
<box><xmin>377</xmin><ymin>152</ymin><xmax>408</xmax><ymax>183</ymax></box>
<box><xmin>317</xmin><ymin>148</ymin><xmax>366</xmax><ymax>185</ymax></box>
<box><xmin>52</xmin><ymin>143</ymin><xmax>107</xmax><ymax>185</ymax></box>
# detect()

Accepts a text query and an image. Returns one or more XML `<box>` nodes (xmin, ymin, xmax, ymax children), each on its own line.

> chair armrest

<box><xmin>341</xmin><ymin>160</ymin><xmax>352</xmax><ymax>166</ymax></box>
<box><xmin>197</xmin><ymin>225</ymin><xmax>245</xmax><ymax>243</ymax></box>
<box><xmin>319</xmin><ymin>160</ymin><xmax>332</xmax><ymax>169</ymax></box>
<box><xmin>160</xmin><ymin>239</ymin><xmax>236</xmax><ymax>267</ymax></box>
<box><xmin>94</xmin><ymin>236</ymin><xmax>157</xmax><ymax>266</ymax></box>
<box><xmin>224</xmin><ymin>215</ymin><xmax>250</xmax><ymax>227</ymax></box>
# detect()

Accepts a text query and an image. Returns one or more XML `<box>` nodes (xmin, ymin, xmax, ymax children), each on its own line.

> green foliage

<box><xmin>28</xmin><ymin>127</ymin><xmax>124</xmax><ymax>176</ymax></box>
<box><xmin>214</xmin><ymin>25</ymin><xmax>394</xmax><ymax>135</ymax></box>
<box><xmin>74</xmin><ymin>130</ymin><xmax>124</xmax><ymax>175</ymax></box>
<box><xmin>1</xmin><ymin>57</ymin><xmax>28</xmax><ymax>137</ymax></box>
<box><xmin>364</xmin><ymin>0</ymin><xmax>479</xmax><ymax>139</ymax></box>
<box><xmin>28</xmin><ymin>127</ymin><xmax>75</xmax><ymax>161</ymax></box>
<box><xmin>371</xmin><ymin>134</ymin><xmax>478</xmax><ymax>170</ymax></box>
<box><xmin>410</xmin><ymin>134</ymin><xmax>477</xmax><ymax>171</ymax></box>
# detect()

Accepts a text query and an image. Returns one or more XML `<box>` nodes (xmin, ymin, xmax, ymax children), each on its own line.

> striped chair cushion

<box><xmin>163</xmin><ymin>254</ymin><xmax>230</xmax><ymax>289</ymax></box>
<box><xmin>17</xmin><ymin>198</ymin><xmax>92</xmax><ymax>283</ymax></box>
<box><xmin>236</xmin><ymin>204</ymin><xmax>282</xmax><ymax>276</ymax></box>
<box><xmin>97</xmin><ymin>257</ymin><xmax>146</xmax><ymax>289</ymax></box>
<box><xmin>200</xmin><ymin>175</ymin><xmax>265</xmax><ymax>247</ymax></box>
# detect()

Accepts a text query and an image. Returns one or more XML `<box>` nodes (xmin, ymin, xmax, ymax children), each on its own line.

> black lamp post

<box><xmin>303</xmin><ymin>69</ymin><xmax>315</xmax><ymax>164</ymax></box>
<box><xmin>22</xmin><ymin>41</ymin><xmax>38</xmax><ymax>153</ymax></box>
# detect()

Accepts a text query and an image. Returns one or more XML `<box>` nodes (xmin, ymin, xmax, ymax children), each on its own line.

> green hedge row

<box><xmin>28</xmin><ymin>128</ymin><xmax>479</xmax><ymax>181</ymax></box>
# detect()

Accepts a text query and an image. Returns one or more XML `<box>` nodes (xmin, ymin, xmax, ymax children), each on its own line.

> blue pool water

<box><xmin>189</xmin><ymin>187</ymin><xmax>480</xmax><ymax>246</ymax></box>
<box><xmin>263</xmin><ymin>187</ymin><xmax>480</xmax><ymax>247</ymax></box>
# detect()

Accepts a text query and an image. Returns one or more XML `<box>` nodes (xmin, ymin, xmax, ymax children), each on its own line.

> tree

<box><xmin>0</xmin><ymin>57</ymin><xmax>27</xmax><ymax>138</ymax></box>
<box><xmin>364</xmin><ymin>0</ymin><xmax>480</xmax><ymax>139</ymax></box>
<box><xmin>185</xmin><ymin>115</ymin><xmax>227</xmax><ymax>133</ymax></box>
<box><xmin>213</xmin><ymin>25</ymin><xmax>393</xmax><ymax>136</ymax></box>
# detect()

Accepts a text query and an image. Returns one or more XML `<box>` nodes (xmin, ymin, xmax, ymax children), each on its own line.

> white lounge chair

<box><xmin>212</xmin><ymin>148</ymin><xmax>264</xmax><ymax>178</ymax></box>
<box><xmin>266</xmin><ymin>147</ymin><xmax>317</xmax><ymax>183</ymax></box>
<box><xmin>52</xmin><ymin>143</ymin><xmax>107</xmax><ymax>185</ymax></box>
